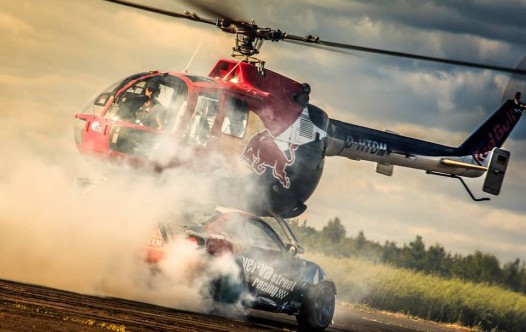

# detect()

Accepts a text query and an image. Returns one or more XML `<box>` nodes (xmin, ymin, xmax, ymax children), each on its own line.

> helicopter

<box><xmin>75</xmin><ymin>0</ymin><xmax>526</xmax><ymax>220</ymax></box>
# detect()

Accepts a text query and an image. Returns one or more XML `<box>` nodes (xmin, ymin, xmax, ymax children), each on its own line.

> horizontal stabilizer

<box><xmin>440</xmin><ymin>158</ymin><xmax>488</xmax><ymax>171</ymax></box>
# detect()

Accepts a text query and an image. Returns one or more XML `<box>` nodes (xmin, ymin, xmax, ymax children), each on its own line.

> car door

<box><xmin>240</xmin><ymin>218</ymin><xmax>302</xmax><ymax>304</ymax></box>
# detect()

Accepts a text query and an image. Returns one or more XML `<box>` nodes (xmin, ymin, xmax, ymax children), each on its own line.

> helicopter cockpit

<box><xmin>75</xmin><ymin>73</ymin><xmax>190</xmax><ymax>162</ymax></box>
<box><xmin>106</xmin><ymin>74</ymin><xmax>190</xmax><ymax>160</ymax></box>
<box><xmin>75</xmin><ymin>71</ymin><xmax>250</xmax><ymax>166</ymax></box>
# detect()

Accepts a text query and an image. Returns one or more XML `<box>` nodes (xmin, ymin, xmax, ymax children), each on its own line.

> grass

<box><xmin>305</xmin><ymin>253</ymin><xmax>526</xmax><ymax>332</ymax></box>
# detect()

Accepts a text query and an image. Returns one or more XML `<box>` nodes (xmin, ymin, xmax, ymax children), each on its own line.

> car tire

<box><xmin>212</xmin><ymin>274</ymin><xmax>246</xmax><ymax>304</ymax></box>
<box><xmin>296</xmin><ymin>282</ymin><xmax>335</xmax><ymax>331</ymax></box>
<box><xmin>210</xmin><ymin>261</ymin><xmax>248</xmax><ymax>305</ymax></box>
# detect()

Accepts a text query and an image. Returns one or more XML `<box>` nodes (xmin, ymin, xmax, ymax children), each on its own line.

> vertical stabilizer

<box><xmin>459</xmin><ymin>94</ymin><xmax>525</xmax><ymax>165</ymax></box>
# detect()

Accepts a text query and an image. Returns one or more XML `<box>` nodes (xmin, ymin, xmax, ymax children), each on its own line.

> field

<box><xmin>306</xmin><ymin>253</ymin><xmax>526</xmax><ymax>332</ymax></box>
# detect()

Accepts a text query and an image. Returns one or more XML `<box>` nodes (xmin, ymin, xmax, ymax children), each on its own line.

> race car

<box><xmin>144</xmin><ymin>209</ymin><xmax>336</xmax><ymax>331</ymax></box>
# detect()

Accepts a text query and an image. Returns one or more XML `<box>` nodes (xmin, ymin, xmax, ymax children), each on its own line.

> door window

<box><xmin>186</xmin><ymin>94</ymin><xmax>219</xmax><ymax>146</ymax></box>
<box><xmin>221</xmin><ymin>98</ymin><xmax>248</xmax><ymax>138</ymax></box>
<box><xmin>245</xmin><ymin>219</ymin><xmax>284</xmax><ymax>252</ymax></box>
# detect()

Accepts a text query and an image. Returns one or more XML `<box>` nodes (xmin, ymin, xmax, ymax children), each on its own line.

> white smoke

<box><xmin>0</xmin><ymin>129</ymin><xmax>248</xmax><ymax>313</ymax></box>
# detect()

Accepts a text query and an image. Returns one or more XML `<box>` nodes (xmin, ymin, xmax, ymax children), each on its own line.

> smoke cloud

<box><xmin>0</xmin><ymin>127</ymin><xmax>246</xmax><ymax>313</ymax></box>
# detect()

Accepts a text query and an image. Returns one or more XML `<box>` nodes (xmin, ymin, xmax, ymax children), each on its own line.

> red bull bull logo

<box><xmin>241</xmin><ymin>129</ymin><xmax>299</xmax><ymax>189</ymax></box>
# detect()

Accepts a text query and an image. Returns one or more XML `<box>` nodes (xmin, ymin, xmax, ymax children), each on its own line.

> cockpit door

<box><xmin>240</xmin><ymin>218</ymin><xmax>301</xmax><ymax>305</ymax></box>
<box><xmin>185</xmin><ymin>93</ymin><xmax>220</xmax><ymax>147</ymax></box>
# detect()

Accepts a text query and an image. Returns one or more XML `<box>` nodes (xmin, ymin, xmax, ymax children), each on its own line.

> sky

<box><xmin>1</xmin><ymin>0</ymin><xmax>526</xmax><ymax>269</ymax></box>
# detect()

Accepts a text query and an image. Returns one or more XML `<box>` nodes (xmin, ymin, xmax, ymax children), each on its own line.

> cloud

<box><xmin>0</xmin><ymin>11</ymin><xmax>33</xmax><ymax>35</ymax></box>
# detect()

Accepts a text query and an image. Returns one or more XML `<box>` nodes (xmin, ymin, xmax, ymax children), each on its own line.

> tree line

<box><xmin>288</xmin><ymin>217</ymin><xmax>526</xmax><ymax>294</ymax></box>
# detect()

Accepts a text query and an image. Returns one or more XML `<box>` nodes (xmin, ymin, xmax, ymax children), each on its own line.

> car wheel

<box><xmin>210</xmin><ymin>261</ymin><xmax>248</xmax><ymax>305</ymax></box>
<box><xmin>296</xmin><ymin>282</ymin><xmax>335</xmax><ymax>331</ymax></box>
<box><xmin>212</xmin><ymin>274</ymin><xmax>246</xmax><ymax>304</ymax></box>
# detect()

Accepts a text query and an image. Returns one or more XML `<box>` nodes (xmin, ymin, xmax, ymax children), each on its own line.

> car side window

<box><xmin>205</xmin><ymin>214</ymin><xmax>248</xmax><ymax>242</ymax></box>
<box><xmin>245</xmin><ymin>219</ymin><xmax>284</xmax><ymax>252</ymax></box>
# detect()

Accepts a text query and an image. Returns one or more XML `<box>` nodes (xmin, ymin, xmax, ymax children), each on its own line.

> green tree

<box><xmin>318</xmin><ymin>217</ymin><xmax>346</xmax><ymax>255</ymax></box>
<box><xmin>425</xmin><ymin>243</ymin><xmax>448</xmax><ymax>276</ymax></box>
<box><xmin>321</xmin><ymin>217</ymin><xmax>346</xmax><ymax>244</ymax></box>
<box><xmin>463</xmin><ymin>251</ymin><xmax>502</xmax><ymax>284</ymax></box>
<box><xmin>382</xmin><ymin>240</ymin><xmax>401</xmax><ymax>264</ymax></box>
<box><xmin>401</xmin><ymin>235</ymin><xmax>426</xmax><ymax>271</ymax></box>
<box><xmin>503</xmin><ymin>258</ymin><xmax>522</xmax><ymax>291</ymax></box>
<box><xmin>355</xmin><ymin>231</ymin><xmax>367</xmax><ymax>252</ymax></box>
<box><xmin>288</xmin><ymin>217</ymin><xmax>526</xmax><ymax>296</ymax></box>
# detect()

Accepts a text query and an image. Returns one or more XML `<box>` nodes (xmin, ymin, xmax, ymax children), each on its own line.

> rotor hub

<box><xmin>215</xmin><ymin>19</ymin><xmax>285</xmax><ymax>58</ymax></box>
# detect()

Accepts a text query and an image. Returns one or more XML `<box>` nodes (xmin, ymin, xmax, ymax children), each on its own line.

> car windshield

<box><xmin>205</xmin><ymin>213</ymin><xmax>285</xmax><ymax>252</ymax></box>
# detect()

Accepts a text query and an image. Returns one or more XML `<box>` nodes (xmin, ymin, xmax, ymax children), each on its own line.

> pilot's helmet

<box><xmin>145</xmin><ymin>80</ymin><xmax>160</xmax><ymax>96</ymax></box>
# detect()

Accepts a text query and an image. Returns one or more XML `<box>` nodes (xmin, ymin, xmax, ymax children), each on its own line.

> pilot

<box><xmin>135</xmin><ymin>80</ymin><xmax>165</xmax><ymax>129</ymax></box>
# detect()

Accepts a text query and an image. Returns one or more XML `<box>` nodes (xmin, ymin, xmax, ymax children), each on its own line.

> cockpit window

<box><xmin>221</xmin><ymin>98</ymin><xmax>248</xmax><ymax>138</ymax></box>
<box><xmin>104</xmin><ymin>75</ymin><xmax>188</xmax><ymax>131</ymax></box>
<box><xmin>185</xmin><ymin>93</ymin><xmax>219</xmax><ymax>146</ymax></box>
<box><xmin>184</xmin><ymin>75</ymin><xmax>216</xmax><ymax>84</ymax></box>
<box><xmin>82</xmin><ymin>76</ymin><xmax>130</xmax><ymax>116</ymax></box>
<box><xmin>124</xmin><ymin>81</ymin><xmax>146</xmax><ymax>95</ymax></box>
<box><xmin>104</xmin><ymin>75</ymin><xmax>189</xmax><ymax>158</ymax></box>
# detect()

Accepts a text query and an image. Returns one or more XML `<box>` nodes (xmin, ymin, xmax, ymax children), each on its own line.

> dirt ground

<box><xmin>0</xmin><ymin>278</ymin><xmax>469</xmax><ymax>332</ymax></box>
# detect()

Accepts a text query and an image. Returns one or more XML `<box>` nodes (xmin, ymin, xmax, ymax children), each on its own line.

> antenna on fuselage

<box><xmin>183</xmin><ymin>40</ymin><xmax>203</xmax><ymax>73</ymax></box>
<box><xmin>222</xmin><ymin>57</ymin><xmax>245</xmax><ymax>82</ymax></box>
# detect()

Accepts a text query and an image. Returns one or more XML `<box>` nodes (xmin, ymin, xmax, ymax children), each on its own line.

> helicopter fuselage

<box><xmin>75</xmin><ymin>59</ymin><xmax>524</xmax><ymax>216</ymax></box>
<box><xmin>75</xmin><ymin>59</ymin><xmax>329</xmax><ymax>217</ymax></box>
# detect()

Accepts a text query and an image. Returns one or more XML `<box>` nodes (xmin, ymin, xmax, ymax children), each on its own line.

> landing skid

<box><xmin>426</xmin><ymin>171</ymin><xmax>490</xmax><ymax>202</ymax></box>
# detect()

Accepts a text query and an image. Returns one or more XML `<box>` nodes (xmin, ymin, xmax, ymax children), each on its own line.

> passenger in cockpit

<box><xmin>136</xmin><ymin>80</ymin><xmax>165</xmax><ymax>129</ymax></box>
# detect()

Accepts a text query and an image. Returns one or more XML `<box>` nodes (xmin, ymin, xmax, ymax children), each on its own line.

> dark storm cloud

<box><xmin>347</xmin><ymin>1</ymin><xmax>526</xmax><ymax>41</ymax></box>
<box><xmin>235</xmin><ymin>1</ymin><xmax>526</xmax><ymax>141</ymax></box>
<box><xmin>249</xmin><ymin>0</ymin><xmax>526</xmax><ymax>81</ymax></box>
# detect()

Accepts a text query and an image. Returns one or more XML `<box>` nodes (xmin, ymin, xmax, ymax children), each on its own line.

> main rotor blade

<box><xmin>501</xmin><ymin>57</ymin><xmax>526</xmax><ymax>103</ymax></box>
<box><xmin>178</xmin><ymin>0</ymin><xmax>243</xmax><ymax>23</ymax></box>
<box><xmin>284</xmin><ymin>34</ymin><xmax>526</xmax><ymax>75</ymax></box>
<box><xmin>103</xmin><ymin>0</ymin><xmax>217</xmax><ymax>25</ymax></box>
<box><xmin>103</xmin><ymin>0</ymin><xmax>526</xmax><ymax>76</ymax></box>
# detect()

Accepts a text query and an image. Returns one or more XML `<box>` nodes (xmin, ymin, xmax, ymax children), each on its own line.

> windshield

<box><xmin>80</xmin><ymin>72</ymin><xmax>151</xmax><ymax>116</ymax></box>
<box><xmin>205</xmin><ymin>213</ymin><xmax>286</xmax><ymax>253</ymax></box>
<box><xmin>105</xmin><ymin>75</ymin><xmax>189</xmax><ymax>131</ymax></box>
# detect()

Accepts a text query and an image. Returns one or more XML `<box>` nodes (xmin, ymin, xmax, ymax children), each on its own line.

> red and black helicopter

<box><xmin>75</xmin><ymin>0</ymin><xmax>526</xmax><ymax>219</ymax></box>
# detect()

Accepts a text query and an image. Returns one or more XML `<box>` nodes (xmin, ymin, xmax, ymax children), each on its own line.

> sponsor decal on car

<box><xmin>242</xmin><ymin>257</ymin><xmax>297</xmax><ymax>299</ymax></box>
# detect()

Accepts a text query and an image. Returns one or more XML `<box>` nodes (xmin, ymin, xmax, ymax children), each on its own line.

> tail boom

<box><xmin>326</xmin><ymin>95</ymin><xmax>525</xmax><ymax>177</ymax></box>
